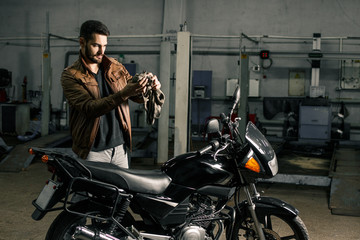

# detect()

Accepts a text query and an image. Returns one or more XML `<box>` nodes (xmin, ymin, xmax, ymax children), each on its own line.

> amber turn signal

<box><xmin>28</xmin><ymin>148</ymin><xmax>35</xmax><ymax>155</ymax></box>
<box><xmin>244</xmin><ymin>157</ymin><xmax>261</xmax><ymax>173</ymax></box>
<box><xmin>41</xmin><ymin>155</ymin><xmax>49</xmax><ymax>163</ymax></box>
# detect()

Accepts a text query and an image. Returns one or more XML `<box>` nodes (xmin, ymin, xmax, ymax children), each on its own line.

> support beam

<box><xmin>238</xmin><ymin>54</ymin><xmax>249</xmax><ymax>138</ymax></box>
<box><xmin>41</xmin><ymin>12</ymin><xmax>51</xmax><ymax>136</ymax></box>
<box><xmin>157</xmin><ymin>41</ymin><xmax>171</xmax><ymax>163</ymax></box>
<box><xmin>311</xmin><ymin>33</ymin><xmax>321</xmax><ymax>87</ymax></box>
<box><xmin>174</xmin><ymin>31</ymin><xmax>191</xmax><ymax>156</ymax></box>
<box><xmin>41</xmin><ymin>51</ymin><xmax>51</xmax><ymax>136</ymax></box>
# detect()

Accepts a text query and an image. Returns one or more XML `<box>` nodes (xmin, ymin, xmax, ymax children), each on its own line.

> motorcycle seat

<box><xmin>80</xmin><ymin>160</ymin><xmax>171</xmax><ymax>195</ymax></box>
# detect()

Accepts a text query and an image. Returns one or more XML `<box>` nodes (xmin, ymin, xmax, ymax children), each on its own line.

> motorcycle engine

<box><xmin>179</xmin><ymin>194</ymin><xmax>219</xmax><ymax>240</ymax></box>
<box><xmin>188</xmin><ymin>194</ymin><xmax>216</xmax><ymax>228</ymax></box>
<box><xmin>180</xmin><ymin>226</ymin><xmax>206</xmax><ymax>240</ymax></box>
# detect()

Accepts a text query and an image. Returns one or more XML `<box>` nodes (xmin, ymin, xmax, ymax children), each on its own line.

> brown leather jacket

<box><xmin>61</xmin><ymin>53</ymin><xmax>142</xmax><ymax>159</ymax></box>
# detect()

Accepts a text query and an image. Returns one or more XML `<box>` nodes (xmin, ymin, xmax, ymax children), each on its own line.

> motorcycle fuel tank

<box><xmin>161</xmin><ymin>152</ymin><xmax>235</xmax><ymax>189</ymax></box>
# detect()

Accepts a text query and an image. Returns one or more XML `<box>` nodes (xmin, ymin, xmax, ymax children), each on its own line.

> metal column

<box><xmin>238</xmin><ymin>54</ymin><xmax>249</xmax><ymax>138</ymax></box>
<box><xmin>41</xmin><ymin>12</ymin><xmax>51</xmax><ymax>136</ymax></box>
<box><xmin>157</xmin><ymin>41</ymin><xmax>171</xmax><ymax>163</ymax></box>
<box><xmin>174</xmin><ymin>31</ymin><xmax>191</xmax><ymax>156</ymax></box>
<box><xmin>311</xmin><ymin>33</ymin><xmax>321</xmax><ymax>87</ymax></box>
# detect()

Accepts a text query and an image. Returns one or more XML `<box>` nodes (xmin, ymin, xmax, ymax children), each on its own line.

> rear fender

<box><xmin>31</xmin><ymin>186</ymin><xmax>67</xmax><ymax>221</ymax></box>
<box><xmin>237</xmin><ymin>196</ymin><xmax>299</xmax><ymax>223</ymax></box>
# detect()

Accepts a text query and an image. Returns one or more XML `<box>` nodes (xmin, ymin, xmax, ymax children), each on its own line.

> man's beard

<box><xmin>85</xmin><ymin>45</ymin><xmax>102</xmax><ymax>64</ymax></box>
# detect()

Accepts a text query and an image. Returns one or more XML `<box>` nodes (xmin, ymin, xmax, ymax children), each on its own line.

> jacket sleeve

<box><xmin>118</xmin><ymin>63</ymin><xmax>144</xmax><ymax>104</ymax></box>
<box><xmin>61</xmin><ymin>70</ymin><xmax>128</xmax><ymax>119</ymax></box>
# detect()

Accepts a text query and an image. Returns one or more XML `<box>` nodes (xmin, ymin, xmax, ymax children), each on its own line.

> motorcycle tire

<box><xmin>232</xmin><ymin>214</ymin><xmax>309</xmax><ymax>240</ymax></box>
<box><xmin>45</xmin><ymin>204</ymin><xmax>135</xmax><ymax>240</ymax></box>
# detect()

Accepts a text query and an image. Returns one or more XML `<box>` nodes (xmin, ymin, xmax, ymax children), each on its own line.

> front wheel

<box><xmin>232</xmin><ymin>213</ymin><xmax>309</xmax><ymax>240</ymax></box>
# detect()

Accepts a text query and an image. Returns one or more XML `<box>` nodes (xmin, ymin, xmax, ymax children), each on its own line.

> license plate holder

<box><xmin>35</xmin><ymin>179</ymin><xmax>59</xmax><ymax>210</ymax></box>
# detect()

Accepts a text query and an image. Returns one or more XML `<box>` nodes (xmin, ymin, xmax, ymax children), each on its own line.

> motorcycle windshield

<box><xmin>245</xmin><ymin>122</ymin><xmax>278</xmax><ymax>176</ymax></box>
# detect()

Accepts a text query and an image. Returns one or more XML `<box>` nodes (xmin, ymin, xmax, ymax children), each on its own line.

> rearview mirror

<box><xmin>230</xmin><ymin>85</ymin><xmax>240</xmax><ymax>116</ymax></box>
<box><xmin>232</xmin><ymin>85</ymin><xmax>240</xmax><ymax>107</ymax></box>
<box><xmin>205</xmin><ymin>118</ymin><xmax>220</xmax><ymax>134</ymax></box>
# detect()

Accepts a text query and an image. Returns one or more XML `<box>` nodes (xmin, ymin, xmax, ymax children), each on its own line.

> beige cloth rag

<box><xmin>132</xmin><ymin>73</ymin><xmax>165</xmax><ymax>125</ymax></box>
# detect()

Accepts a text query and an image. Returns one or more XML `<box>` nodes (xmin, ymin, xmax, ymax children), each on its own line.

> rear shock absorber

<box><xmin>108</xmin><ymin>197</ymin><xmax>131</xmax><ymax>235</ymax></box>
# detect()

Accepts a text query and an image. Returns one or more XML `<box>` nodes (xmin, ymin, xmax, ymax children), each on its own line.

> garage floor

<box><xmin>0</xmin><ymin>134</ymin><xmax>360</xmax><ymax>239</ymax></box>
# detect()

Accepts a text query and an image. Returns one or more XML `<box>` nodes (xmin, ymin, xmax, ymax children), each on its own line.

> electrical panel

<box><xmin>226</xmin><ymin>79</ymin><xmax>238</xmax><ymax>97</ymax></box>
<box><xmin>249</xmin><ymin>79</ymin><xmax>260</xmax><ymax>97</ymax></box>
<box><xmin>226</xmin><ymin>78</ymin><xmax>260</xmax><ymax>97</ymax></box>
<box><xmin>289</xmin><ymin>70</ymin><xmax>305</xmax><ymax>96</ymax></box>
<box><xmin>340</xmin><ymin>60</ymin><xmax>360</xmax><ymax>89</ymax></box>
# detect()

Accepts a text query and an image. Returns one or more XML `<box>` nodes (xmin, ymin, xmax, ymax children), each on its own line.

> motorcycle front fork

<box><xmin>243</xmin><ymin>183</ymin><xmax>266</xmax><ymax>240</ymax></box>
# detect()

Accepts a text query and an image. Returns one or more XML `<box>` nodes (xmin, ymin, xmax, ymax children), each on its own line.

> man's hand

<box><xmin>122</xmin><ymin>77</ymin><xmax>148</xmax><ymax>97</ymax></box>
<box><xmin>126</xmin><ymin>72</ymin><xmax>160</xmax><ymax>99</ymax></box>
<box><xmin>143</xmin><ymin>72</ymin><xmax>161</xmax><ymax>90</ymax></box>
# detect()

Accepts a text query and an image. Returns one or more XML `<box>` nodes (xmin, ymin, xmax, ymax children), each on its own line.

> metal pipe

<box><xmin>108</xmin><ymin>34</ymin><xmax>171</xmax><ymax>39</ymax></box>
<box><xmin>41</xmin><ymin>12</ymin><xmax>51</xmax><ymax>136</ymax></box>
<box><xmin>192</xmin><ymin>34</ymin><xmax>244</xmax><ymax>39</ymax></box>
<box><xmin>2</xmin><ymin>33</ymin><xmax>360</xmax><ymax>42</ymax></box>
<box><xmin>140</xmin><ymin>233</ymin><xmax>171</xmax><ymax>240</ymax></box>
<box><xmin>0</xmin><ymin>36</ymin><xmax>45</xmax><ymax>41</ymax></box>
<box><xmin>0</xmin><ymin>34</ymin><xmax>172</xmax><ymax>42</ymax></box>
<box><xmin>157</xmin><ymin>41</ymin><xmax>171</xmax><ymax>164</ymax></box>
<box><xmin>72</xmin><ymin>226</ymin><xmax>121</xmax><ymax>240</ymax></box>
<box><xmin>49</xmin><ymin>33</ymin><xmax>78</xmax><ymax>42</ymax></box>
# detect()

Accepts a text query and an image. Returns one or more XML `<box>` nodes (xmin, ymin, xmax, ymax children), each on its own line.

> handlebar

<box><xmin>197</xmin><ymin>140</ymin><xmax>220</xmax><ymax>156</ymax></box>
<box><xmin>220</xmin><ymin>112</ymin><xmax>243</xmax><ymax>144</ymax></box>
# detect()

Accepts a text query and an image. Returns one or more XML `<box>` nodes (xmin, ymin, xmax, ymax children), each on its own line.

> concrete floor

<box><xmin>0</xmin><ymin>159</ymin><xmax>360</xmax><ymax>239</ymax></box>
<box><xmin>0</xmin><ymin>135</ymin><xmax>360</xmax><ymax>239</ymax></box>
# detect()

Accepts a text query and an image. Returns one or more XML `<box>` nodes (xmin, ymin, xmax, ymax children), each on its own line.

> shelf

<box><xmin>246</xmin><ymin>97</ymin><xmax>360</xmax><ymax>104</ymax></box>
<box><xmin>330</xmin><ymin>99</ymin><xmax>360</xmax><ymax>104</ymax></box>
<box><xmin>191</xmin><ymin>96</ymin><xmax>360</xmax><ymax>105</ymax></box>
<box><xmin>336</xmin><ymin>87</ymin><xmax>360</xmax><ymax>91</ymax></box>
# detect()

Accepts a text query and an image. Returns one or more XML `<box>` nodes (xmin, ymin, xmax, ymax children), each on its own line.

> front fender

<box><xmin>237</xmin><ymin>196</ymin><xmax>299</xmax><ymax>223</ymax></box>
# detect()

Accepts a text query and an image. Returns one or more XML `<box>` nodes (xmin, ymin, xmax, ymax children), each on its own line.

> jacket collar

<box><xmin>79</xmin><ymin>51</ymin><xmax>112</xmax><ymax>75</ymax></box>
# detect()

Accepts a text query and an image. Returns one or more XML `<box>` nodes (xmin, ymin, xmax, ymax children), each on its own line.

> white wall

<box><xmin>0</xmin><ymin>0</ymin><xmax>164</xmax><ymax>109</ymax></box>
<box><xmin>1</xmin><ymin>0</ymin><xmax>360</xmax><ymax>138</ymax></box>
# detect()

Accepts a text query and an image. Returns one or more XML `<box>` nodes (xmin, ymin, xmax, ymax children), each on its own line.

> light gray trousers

<box><xmin>86</xmin><ymin>144</ymin><xmax>130</xmax><ymax>168</ymax></box>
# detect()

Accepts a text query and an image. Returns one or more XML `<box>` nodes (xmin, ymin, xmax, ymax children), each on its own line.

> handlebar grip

<box><xmin>220</xmin><ymin>113</ymin><xmax>228</xmax><ymax>124</ymax></box>
<box><xmin>197</xmin><ymin>140</ymin><xmax>220</xmax><ymax>156</ymax></box>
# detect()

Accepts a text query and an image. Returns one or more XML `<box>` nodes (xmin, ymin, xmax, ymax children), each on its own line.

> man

<box><xmin>61</xmin><ymin>20</ymin><xmax>161</xmax><ymax>168</ymax></box>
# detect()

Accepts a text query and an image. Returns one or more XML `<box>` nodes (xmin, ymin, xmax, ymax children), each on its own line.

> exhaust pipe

<box><xmin>72</xmin><ymin>226</ymin><xmax>171</xmax><ymax>240</ymax></box>
<box><xmin>72</xmin><ymin>226</ymin><xmax>121</xmax><ymax>240</ymax></box>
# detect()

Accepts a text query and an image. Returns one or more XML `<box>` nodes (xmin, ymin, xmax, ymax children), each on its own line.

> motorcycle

<box><xmin>30</xmin><ymin>86</ymin><xmax>309</xmax><ymax>240</ymax></box>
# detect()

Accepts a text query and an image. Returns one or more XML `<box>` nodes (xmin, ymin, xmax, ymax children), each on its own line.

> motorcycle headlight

<box><xmin>267</xmin><ymin>155</ymin><xmax>278</xmax><ymax>176</ymax></box>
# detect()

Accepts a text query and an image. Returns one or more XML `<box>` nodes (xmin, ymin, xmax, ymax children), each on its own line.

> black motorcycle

<box><xmin>30</xmin><ymin>87</ymin><xmax>309</xmax><ymax>240</ymax></box>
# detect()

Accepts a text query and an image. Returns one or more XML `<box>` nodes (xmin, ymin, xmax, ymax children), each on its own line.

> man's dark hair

<box><xmin>80</xmin><ymin>20</ymin><xmax>110</xmax><ymax>41</ymax></box>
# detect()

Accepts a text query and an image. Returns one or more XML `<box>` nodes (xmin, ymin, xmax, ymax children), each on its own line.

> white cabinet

<box><xmin>299</xmin><ymin>105</ymin><xmax>331</xmax><ymax>140</ymax></box>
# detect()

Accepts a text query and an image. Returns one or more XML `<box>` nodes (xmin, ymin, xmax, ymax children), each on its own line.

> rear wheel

<box><xmin>232</xmin><ymin>213</ymin><xmax>309</xmax><ymax>240</ymax></box>
<box><xmin>45</xmin><ymin>204</ymin><xmax>135</xmax><ymax>240</ymax></box>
